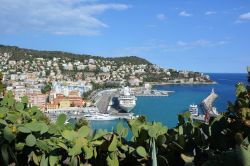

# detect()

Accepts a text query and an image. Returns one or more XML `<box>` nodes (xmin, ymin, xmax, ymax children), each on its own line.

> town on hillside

<box><xmin>0</xmin><ymin>45</ymin><xmax>213</xmax><ymax>111</ymax></box>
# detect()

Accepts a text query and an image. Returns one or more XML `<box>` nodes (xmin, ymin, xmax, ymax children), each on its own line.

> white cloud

<box><xmin>176</xmin><ymin>39</ymin><xmax>227</xmax><ymax>49</ymax></box>
<box><xmin>177</xmin><ymin>40</ymin><xmax>207</xmax><ymax>48</ymax></box>
<box><xmin>156</xmin><ymin>13</ymin><xmax>166</xmax><ymax>20</ymax></box>
<box><xmin>0</xmin><ymin>0</ymin><xmax>129</xmax><ymax>35</ymax></box>
<box><xmin>176</xmin><ymin>41</ymin><xmax>188</xmax><ymax>46</ymax></box>
<box><xmin>205</xmin><ymin>11</ymin><xmax>216</xmax><ymax>15</ymax></box>
<box><xmin>235</xmin><ymin>12</ymin><xmax>250</xmax><ymax>23</ymax></box>
<box><xmin>239</xmin><ymin>12</ymin><xmax>250</xmax><ymax>20</ymax></box>
<box><xmin>126</xmin><ymin>39</ymin><xmax>228</xmax><ymax>54</ymax></box>
<box><xmin>179</xmin><ymin>11</ymin><xmax>192</xmax><ymax>17</ymax></box>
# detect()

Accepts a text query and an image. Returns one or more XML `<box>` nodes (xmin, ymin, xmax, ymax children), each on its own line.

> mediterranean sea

<box><xmin>90</xmin><ymin>73</ymin><xmax>248</xmax><ymax>131</ymax></box>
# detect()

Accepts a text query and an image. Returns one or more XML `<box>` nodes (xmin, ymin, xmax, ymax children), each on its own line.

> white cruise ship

<box><xmin>118</xmin><ymin>87</ymin><xmax>137</xmax><ymax>112</ymax></box>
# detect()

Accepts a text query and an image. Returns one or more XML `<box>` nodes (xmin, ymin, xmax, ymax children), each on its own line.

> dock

<box><xmin>109</xmin><ymin>112</ymin><xmax>138</xmax><ymax>120</ymax></box>
<box><xmin>134</xmin><ymin>90</ymin><xmax>174</xmax><ymax>96</ymax></box>
<box><xmin>132</xmin><ymin>87</ymin><xmax>175</xmax><ymax>97</ymax></box>
<box><xmin>45</xmin><ymin>106</ymin><xmax>136</xmax><ymax>122</ymax></box>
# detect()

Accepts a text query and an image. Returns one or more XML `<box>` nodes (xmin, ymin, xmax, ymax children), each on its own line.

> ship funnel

<box><xmin>124</xmin><ymin>87</ymin><xmax>130</xmax><ymax>96</ymax></box>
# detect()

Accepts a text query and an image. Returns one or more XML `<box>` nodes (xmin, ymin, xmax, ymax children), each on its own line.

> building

<box><xmin>69</xmin><ymin>97</ymin><xmax>85</xmax><ymax>107</ymax></box>
<box><xmin>27</xmin><ymin>93</ymin><xmax>47</xmax><ymax>111</ymax></box>
<box><xmin>52</xmin><ymin>81</ymin><xmax>91</xmax><ymax>97</ymax></box>
<box><xmin>47</xmin><ymin>93</ymin><xmax>84</xmax><ymax>109</ymax></box>
<box><xmin>47</xmin><ymin>103</ymin><xmax>58</xmax><ymax>109</ymax></box>
<box><xmin>59</xmin><ymin>99</ymin><xmax>71</xmax><ymax>108</ymax></box>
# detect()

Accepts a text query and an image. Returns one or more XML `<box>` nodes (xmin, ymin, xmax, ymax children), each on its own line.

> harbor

<box><xmin>93</xmin><ymin>86</ymin><xmax>174</xmax><ymax>113</ymax></box>
<box><xmin>44</xmin><ymin>84</ymin><xmax>219</xmax><ymax>124</ymax></box>
<box><xmin>45</xmin><ymin>85</ymin><xmax>174</xmax><ymax>122</ymax></box>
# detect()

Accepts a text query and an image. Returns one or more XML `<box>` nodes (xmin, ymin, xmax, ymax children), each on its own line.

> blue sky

<box><xmin>0</xmin><ymin>0</ymin><xmax>250</xmax><ymax>73</ymax></box>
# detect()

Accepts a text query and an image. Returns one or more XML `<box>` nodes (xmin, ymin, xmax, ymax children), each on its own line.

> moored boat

<box><xmin>83</xmin><ymin>113</ymin><xmax>118</xmax><ymax>121</ymax></box>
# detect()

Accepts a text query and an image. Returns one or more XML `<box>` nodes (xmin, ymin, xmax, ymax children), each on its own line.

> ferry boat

<box><xmin>189</xmin><ymin>104</ymin><xmax>199</xmax><ymax>116</ymax></box>
<box><xmin>118</xmin><ymin>87</ymin><xmax>137</xmax><ymax>112</ymax></box>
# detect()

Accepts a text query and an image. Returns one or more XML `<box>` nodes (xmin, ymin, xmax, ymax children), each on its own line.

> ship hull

<box><xmin>119</xmin><ymin>104</ymin><xmax>136</xmax><ymax>112</ymax></box>
<box><xmin>118</xmin><ymin>87</ymin><xmax>137</xmax><ymax>113</ymax></box>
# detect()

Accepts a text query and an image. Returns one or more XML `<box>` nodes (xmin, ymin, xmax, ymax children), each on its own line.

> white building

<box><xmin>52</xmin><ymin>81</ymin><xmax>92</xmax><ymax>97</ymax></box>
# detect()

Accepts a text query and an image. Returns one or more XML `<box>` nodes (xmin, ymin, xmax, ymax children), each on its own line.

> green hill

<box><xmin>0</xmin><ymin>44</ymin><xmax>151</xmax><ymax>65</ymax></box>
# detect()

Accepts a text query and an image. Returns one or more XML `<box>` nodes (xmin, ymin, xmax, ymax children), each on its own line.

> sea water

<box><xmin>90</xmin><ymin>73</ymin><xmax>248</xmax><ymax>131</ymax></box>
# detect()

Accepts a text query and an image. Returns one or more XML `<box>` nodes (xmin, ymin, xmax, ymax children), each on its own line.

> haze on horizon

<box><xmin>0</xmin><ymin>0</ymin><xmax>249</xmax><ymax>73</ymax></box>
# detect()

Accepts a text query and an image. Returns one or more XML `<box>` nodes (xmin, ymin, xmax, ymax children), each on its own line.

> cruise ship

<box><xmin>118</xmin><ymin>87</ymin><xmax>137</xmax><ymax>112</ymax></box>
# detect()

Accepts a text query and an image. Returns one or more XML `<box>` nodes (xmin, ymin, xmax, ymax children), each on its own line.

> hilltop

<box><xmin>0</xmin><ymin>45</ymin><xmax>151</xmax><ymax>66</ymax></box>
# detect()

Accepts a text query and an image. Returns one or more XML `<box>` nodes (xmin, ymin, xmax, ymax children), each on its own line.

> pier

<box><xmin>134</xmin><ymin>90</ymin><xmax>175</xmax><ymax>96</ymax></box>
<box><xmin>191</xmin><ymin>89</ymin><xmax>219</xmax><ymax>122</ymax></box>
<box><xmin>201</xmin><ymin>89</ymin><xmax>219</xmax><ymax>116</ymax></box>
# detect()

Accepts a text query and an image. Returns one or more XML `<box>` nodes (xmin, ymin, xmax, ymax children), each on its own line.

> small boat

<box><xmin>83</xmin><ymin>113</ymin><xmax>118</xmax><ymax>121</ymax></box>
<box><xmin>189</xmin><ymin>104</ymin><xmax>199</xmax><ymax>116</ymax></box>
<box><xmin>161</xmin><ymin>91</ymin><xmax>169</xmax><ymax>96</ymax></box>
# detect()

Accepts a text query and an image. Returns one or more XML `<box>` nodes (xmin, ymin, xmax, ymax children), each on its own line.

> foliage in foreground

<box><xmin>0</xmin><ymin>69</ymin><xmax>250</xmax><ymax>166</ymax></box>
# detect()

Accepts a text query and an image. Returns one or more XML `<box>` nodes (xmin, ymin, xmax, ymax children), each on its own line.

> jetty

<box><xmin>201</xmin><ymin>88</ymin><xmax>220</xmax><ymax>117</ymax></box>
<box><xmin>191</xmin><ymin>89</ymin><xmax>219</xmax><ymax>122</ymax></box>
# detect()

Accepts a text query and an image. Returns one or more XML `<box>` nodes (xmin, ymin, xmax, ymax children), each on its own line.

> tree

<box><xmin>41</xmin><ymin>82</ymin><xmax>52</xmax><ymax>94</ymax></box>
<box><xmin>0</xmin><ymin>72</ymin><xmax>4</xmax><ymax>96</ymax></box>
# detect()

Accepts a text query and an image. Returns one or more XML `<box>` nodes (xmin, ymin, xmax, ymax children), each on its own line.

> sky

<box><xmin>0</xmin><ymin>0</ymin><xmax>250</xmax><ymax>73</ymax></box>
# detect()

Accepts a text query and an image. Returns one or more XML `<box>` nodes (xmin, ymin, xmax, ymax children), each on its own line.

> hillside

<box><xmin>0</xmin><ymin>44</ymin><xmax>212</xmax><ymax>86</ymax></box>
<box><xmin>0</xmin><ymin>45</ymin><xmax>151</xmax><ymax>66</ymax></box>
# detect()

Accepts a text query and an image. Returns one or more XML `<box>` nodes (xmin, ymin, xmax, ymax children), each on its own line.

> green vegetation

<box><xmin>0</xmin><ymin>72</ymin><xmax>4</xmax><ymax>95</ymax></box>
<box><xmin>41</xmin><ymin>82</ymin><xmax>52</xmax><ymax>94</ymax></box>
<box><xmin>0</xmin><ymin>45</ymin><xmax>151</xmax><ymax>65</ymax></box>
<box><xmin>0</xmin><ymin>68</ymin><xmax>249</xmax><ymax>166</ymax></box>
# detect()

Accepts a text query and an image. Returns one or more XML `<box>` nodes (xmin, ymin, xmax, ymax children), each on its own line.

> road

<box><xmin>95</xmin><ymin>90</ymin><xmax>117</xmax><ymax>113</ymax></box>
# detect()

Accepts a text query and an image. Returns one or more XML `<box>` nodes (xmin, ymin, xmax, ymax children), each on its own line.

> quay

<box><xmin>132</xmin><ymin>86</ymin><xmax>174</xmax><ymax>97</ymax></box>
<box><xmin>109</xmin><ymin>112</ymin><xmax>138</xmax><ymax>120</ymax></box>
<box><xmin>134</xmin><ymin>90</ymin><xmax>175</xmax><ymax>97</ymax></box>
<box><xmin>95</xmin><ymin>89</ymin><xmax>117</xmax><ymax>114</ymax></box>
<box><xmin>45</xmin><ymin>106</ymin><xmax>135</xmax><ymax>122</ymax></box>
<box><xmin>201</xmin><ymin>89</ymin><xmax>219</xmax><ymax>116</ymax></box>
<box><xmin>191</xmin><ymin>89</ymin><xmax>219</xmax><ymax>122</ymax></box>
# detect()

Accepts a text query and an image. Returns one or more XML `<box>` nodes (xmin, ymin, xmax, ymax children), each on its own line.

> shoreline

<box><xmin>148</xmin><ymin>81</ymin><xmax>217</xmax><ymax>85</ymax></box>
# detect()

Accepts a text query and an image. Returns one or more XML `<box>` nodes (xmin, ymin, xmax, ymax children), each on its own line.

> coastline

<box><xmin>149</xmin><ymin>81</ymin><xmax>217</xmax><ymax>86</ymax></box>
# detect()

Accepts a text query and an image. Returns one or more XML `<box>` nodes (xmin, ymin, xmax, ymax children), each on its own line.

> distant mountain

<box><xmin>0</xmin><ymin>44</ymin><xmax>151</xmax><ymax>65</ymax></box>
